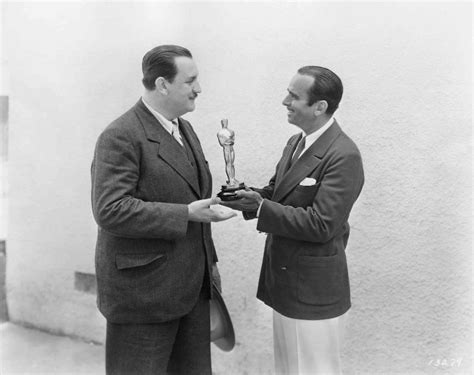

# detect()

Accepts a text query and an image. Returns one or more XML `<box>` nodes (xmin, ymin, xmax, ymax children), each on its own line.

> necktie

<box><xmin>290</xmin><ymin>136</ymin><xmax>306</xmax><ymax>165</ymax></box>
<box><xmin>171</xmin><ymin>120</ymin><xmax>183</xmax><ymax>146</ymax></box>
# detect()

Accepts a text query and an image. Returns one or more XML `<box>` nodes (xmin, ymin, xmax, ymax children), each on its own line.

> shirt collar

<box><xmin>141</xmin><ymin>97</ymin><xmax>177</xmax><ymax>135</ymax></box>
<box><xmin>302</xmin><ymin>116</ymin><xmax>334</xmax><ymax>145</ymax></box>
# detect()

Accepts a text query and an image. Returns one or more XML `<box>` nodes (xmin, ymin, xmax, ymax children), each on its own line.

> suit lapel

<box><xmin>275</xmin><ymin>134</ymin><xmax>302</xmax><ymax>187</ymax></box>
<box><xmin>134</xmin><ymin>100</ymin><xmax>201</xmax><ymax>197</ymax></box>
<box><xmin>272</xmin><ymin>122</ymin><xmax>342</xmax><ymax>203</ymax></box>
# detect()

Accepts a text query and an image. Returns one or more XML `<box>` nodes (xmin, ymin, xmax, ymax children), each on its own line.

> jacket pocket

<box><xmin>115</xmin><ymin>253</ymin><xmax>166</xmax><ymax>270</ymax></box>
<box><xmin>293</xmin><ymin>182</ymin><xmax>320</xmax><ymax>193</ymax></box>
<box><xmin>296</xmin><ymin>254</ymin><xmax>342</xmax><ymax>306</ymax></box>
<box><xmin>288</xmin><ymin>182</ymin><xmax>321</xmax><ymax>207</ymax></box>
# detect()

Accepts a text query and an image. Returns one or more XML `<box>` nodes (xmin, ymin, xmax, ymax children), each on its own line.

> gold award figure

<box><xmin>217</xmin><ymin>119</ymin><xmax>245</xmax><ymax>200</ymax></box>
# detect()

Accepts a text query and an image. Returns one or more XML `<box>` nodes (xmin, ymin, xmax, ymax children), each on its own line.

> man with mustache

<box><xmin>224</xmin><ymin>66</ymin><xmax>364</xmax><ymax>374</ymax></box>
<box><xmin>91</xmin><ymin>44</ymin><xmax>235</xmax><ymax>374</ymax></box>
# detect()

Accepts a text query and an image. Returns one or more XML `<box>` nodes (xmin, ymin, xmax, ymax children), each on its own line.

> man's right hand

<box><xmin>220</xmin><ymin>190</ymin><xmax>263</xmax><ymax>212</ymax></box>
<box><xmin>188</xmin><ymin>197</ymin><xmax>237</xmax><ymax>223</ymax></box>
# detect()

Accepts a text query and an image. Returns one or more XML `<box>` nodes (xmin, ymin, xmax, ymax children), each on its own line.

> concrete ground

<box><xmin>0</xmin><ymin>322</ymin><xmax>104</xmax><ymax>374</ymax></box>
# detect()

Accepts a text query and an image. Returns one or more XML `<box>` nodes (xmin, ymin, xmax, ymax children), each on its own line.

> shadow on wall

<box><xmin>0</xmin><ymin>96</ymin><xmax>8</xmax><ymax>322</ymax></box>
<box><xmin>0</xmin><ymin>240</ymin><xmax>8</xmax><ymax>322</ymax></box>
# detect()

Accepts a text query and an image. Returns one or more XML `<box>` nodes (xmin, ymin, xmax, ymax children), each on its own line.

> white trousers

<box><xmin>273</xmin><ymin>310</ymin><xmax>348</xmax><ymax>375</ymax></box>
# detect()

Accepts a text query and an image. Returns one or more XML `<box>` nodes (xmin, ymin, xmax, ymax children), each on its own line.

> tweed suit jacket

<box><xmin>246</xmin><ymin>121</ymin><xmax>364</xmax><ymax>320</ymax></box>
<box><xmin>91</xmin><ymin>99</ymin><xmax>217</xmax><ymax>323</ymax></box>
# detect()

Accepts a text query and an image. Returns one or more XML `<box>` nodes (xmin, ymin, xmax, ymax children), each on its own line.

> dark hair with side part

<box><xmin>297</xmin><ymin>66</ymin><xmax>343</xmax><ymax>115</ymax></box>
<box><xmin>142</xmin><ymin>45</ymin><xmax>193</xmax><ymax>90</ymax></box>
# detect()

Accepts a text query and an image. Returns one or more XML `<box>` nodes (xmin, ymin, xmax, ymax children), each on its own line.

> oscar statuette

<box><xmin>216</xmin><ymin>119</ymin><xmax>246</xmax><ymax>201</ymax></box>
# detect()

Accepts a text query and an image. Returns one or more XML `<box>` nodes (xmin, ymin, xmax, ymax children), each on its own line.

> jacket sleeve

<box><xmin>256</xmin><ymin>150</ymin><xmax>364</xmax><ymax>243</ymax></box>
<box><xmin>242</xmin><ymin>173</ymin><xmax>276</xmax><ymax>220</ymax></box>
<box><xmin>91</xmin><ymin>126</ymin><xmax>189</xmax><ymax>239</ymax></box>
<box><xmin>242</xmin><ymin>137</ymin><xmax>294</xmax><ymax>221</ymax></box>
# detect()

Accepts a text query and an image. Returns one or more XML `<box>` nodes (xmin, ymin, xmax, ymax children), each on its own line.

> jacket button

<box><xmin>281</xmin><ymin>266</ymin><xmax>287</xmax><ymax>270</ymax></box>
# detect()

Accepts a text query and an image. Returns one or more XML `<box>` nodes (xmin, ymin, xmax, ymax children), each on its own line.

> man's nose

<box><xmin>282</xmin><ymin>95</ymin><xmax>290</xmax><ymax>106</ymax></box>
<box><xmin>194</xmin><ymin>80</ymin><xmax>202</xmax><ymax>93</ymax></box>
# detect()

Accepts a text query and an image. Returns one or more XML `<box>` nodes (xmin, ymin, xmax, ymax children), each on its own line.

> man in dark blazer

<box><xmin>223</xmin><ymin>66</ymin><xmax>364</xmax><ymax>374</ymax></box>
<box><xmin>91</xmin><ymin>45</ymin><xmax>235</xmax><ymax>375</ymax></box>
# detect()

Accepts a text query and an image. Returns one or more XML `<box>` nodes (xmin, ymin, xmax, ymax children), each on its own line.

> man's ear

<box><xmin>313</xmin><ymin>100</ymin><xmax>328</xmax><ymax>116</ymax></box>
<box><xmin>155</xmin><ymin>77</ymin><xmax>168</xmax><ymax>95</ymax></box>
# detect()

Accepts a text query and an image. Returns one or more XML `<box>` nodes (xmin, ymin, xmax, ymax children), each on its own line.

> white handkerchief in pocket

<box><xmin>299</xmin><ymin>177</ymin><xmax>317</xmax><ymax>186</ymax></box>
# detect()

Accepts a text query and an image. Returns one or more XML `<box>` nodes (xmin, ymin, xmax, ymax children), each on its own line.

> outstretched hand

<box><xmin>188</xmin><ymin>197</ymin><xmax>237</xmax><ymax>223</ymax></box>
<box><xmin>220</xmin><ymin>190</ymin><xmax>263</xmax><ymax>212</ymax></box>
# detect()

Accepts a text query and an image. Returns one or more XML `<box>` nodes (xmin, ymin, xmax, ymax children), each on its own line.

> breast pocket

<box><xmin>296</xmin><ymin>254</ymin><xmax>342</xmax><ymax>306</ymax></box>
<box><xmin>288</xmin><ymin>182</ymin><xmax>321</xmax><ymax>207</ymax></box>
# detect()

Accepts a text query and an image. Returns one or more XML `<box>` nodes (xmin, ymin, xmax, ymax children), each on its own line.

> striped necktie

<box><xmin>171</xmin><ymin>120</ymin><xmax>183</xmax><ymax>146</ymax></box>
<box><xmin>290</xmin><ymin>136</ymin><xmax>306</xmax><ymax>165</ymax></box>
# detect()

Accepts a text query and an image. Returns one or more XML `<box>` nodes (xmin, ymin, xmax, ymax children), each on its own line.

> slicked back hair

<box><xmin>142</xmin><ymin>45</ymin><xmax>192</xmax><ymax>90</ymax></box>
<box><xmin>297</xmin><ymin>66</ymin><xmax>343</xmax><ymax>115</ymax></box>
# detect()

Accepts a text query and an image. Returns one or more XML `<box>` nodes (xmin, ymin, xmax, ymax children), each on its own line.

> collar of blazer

<box><xmin>272</xmin><ymin>121</ymin><xmax>342</xmax><ymax>203</ymax></box>
<box><xmin>133</xmin><ymin>99</ymin><xmax>207</xmax><ymax>198</ymax></box>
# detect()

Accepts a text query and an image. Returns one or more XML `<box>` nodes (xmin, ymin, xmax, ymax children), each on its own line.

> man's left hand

<box><xmin>220</xmin><ymin>190</ymin><xmax>263</xmax><ymax>212</ymax></box>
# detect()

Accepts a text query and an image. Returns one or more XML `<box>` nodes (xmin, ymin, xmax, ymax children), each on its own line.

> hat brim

<box><xmin>210</xmin><ymin>284</ymin><xmax>235</xmax><ymax>352</ymax></box>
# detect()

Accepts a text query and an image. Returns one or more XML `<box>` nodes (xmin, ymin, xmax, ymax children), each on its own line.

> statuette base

<box><xmin>217</xmin><ymin>183</ymin><xmax>246</xmax><ymax>201</ymax></box>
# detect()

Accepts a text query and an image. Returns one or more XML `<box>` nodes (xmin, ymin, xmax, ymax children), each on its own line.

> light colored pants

<box><xmin>273</xmin><ymin>310</ymin><xmax>348</xmax><ymax>375</ymax></box>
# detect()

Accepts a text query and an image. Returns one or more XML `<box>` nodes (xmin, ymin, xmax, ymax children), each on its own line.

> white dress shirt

<box><xmin>141</xmin><ymin>97</ymin><xmax>182</xmax><ymax>142</ymax></box>
<box><xmin>293</xmin><ymin>116</ymin><xmax>334</xmax><ymax>159</ymax></box>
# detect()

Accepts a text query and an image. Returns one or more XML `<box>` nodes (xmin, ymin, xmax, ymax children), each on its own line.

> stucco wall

<box><xmin>0</xmin><ymin>1</ymin><xmax>7</xmax><ymax>242</ymax></box>
<box><xmin>4</xmin><ymin>2</ymin><xmax>472</xmax><ymax>374</ymax></box>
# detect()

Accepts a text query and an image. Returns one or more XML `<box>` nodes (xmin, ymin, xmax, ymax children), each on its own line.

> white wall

<box><xmin>4</xmin><ymin>2</ymin><xmax>472</xmax><ymax>374</ymax></box>
<box><xmin>0</xmin><ymin>0</ymin><xmax>8</xmax><ymax>241</ymax></box>
<box><xmin>0</xmin><ymin>1</ymin><xmax>6</xmax><ymax>97</ymax></box>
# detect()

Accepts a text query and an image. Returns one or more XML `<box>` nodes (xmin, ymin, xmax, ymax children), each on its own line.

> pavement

<box><xmin>0</xmin><ymin>322</ymin><xmax>105</xmax><ymax>374</ymax></box>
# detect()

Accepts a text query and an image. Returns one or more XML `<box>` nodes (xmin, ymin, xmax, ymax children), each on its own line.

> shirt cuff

<box><xmin>256</xmin><ymin>199</ymin><xmax>265</xmax><ymax>217</ymax></box>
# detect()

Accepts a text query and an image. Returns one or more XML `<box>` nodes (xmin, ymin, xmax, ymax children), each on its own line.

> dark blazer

<box><xmin>91</xmin><ymin>99</ymin><xmax>217</xmax><ymax>323</ymax></box>
<box><xmin>247</xmin><ymin>121</ymin><xmax>364</xmax><ymax>320</ymax></box>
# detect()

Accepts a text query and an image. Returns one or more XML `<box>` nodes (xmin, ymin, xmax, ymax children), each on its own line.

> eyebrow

<box><xmin>287</xmin><ymin>89</ymin><xmax>299</xmax><ymax>99</ymax></box>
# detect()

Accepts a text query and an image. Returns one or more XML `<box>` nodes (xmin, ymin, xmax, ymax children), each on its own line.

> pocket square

<box><xmin>299</xmin><ymin>177</ymin><xmax>317</xmax><ymax>186</ymax></box>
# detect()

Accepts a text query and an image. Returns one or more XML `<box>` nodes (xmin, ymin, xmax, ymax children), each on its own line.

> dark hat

<box><xmin>210</xmin><ymin>284</ymin><xmax>235</xmax><ymax>351</ymax></box>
